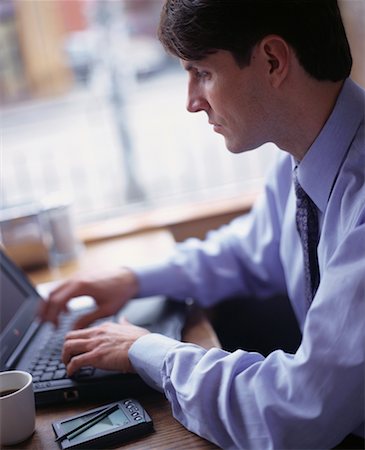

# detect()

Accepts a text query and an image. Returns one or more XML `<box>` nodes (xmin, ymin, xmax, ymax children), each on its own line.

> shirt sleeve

<box><xmin>129</xmin><ymin>222</ymin><xmax>365</xmax><ymax>449</ymax></box>
<box><xmin>133</xmin><ymin>154</ymin><xmax>292</xmax><ymax>307</ymax></box>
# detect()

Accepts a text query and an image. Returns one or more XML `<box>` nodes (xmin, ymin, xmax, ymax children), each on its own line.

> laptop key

<box><xmin>40</xmin><ymin>372</ymin><xmax>53</xmax><ymax>381</ymax></box>
<box><xmin>53</xmin><ymin>369</ymin><xmax>67</xmax><ymax>380</ymax></box>
<box><xmin>31</xmin><ymin>370</ymin><xmax>43</xmax><ymax>377</ymax></box>
<box><xmin>48</xmin><ymin>360</ymin><xmax>59</xmax><ymax>366</ymax></box>
<box><xmin>38</xmin><ymin>359</ymin><xmax>49</xmax><ymax>365</ymax></box>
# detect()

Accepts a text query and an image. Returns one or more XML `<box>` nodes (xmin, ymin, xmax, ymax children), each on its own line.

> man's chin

<box><xmin>225</xmin><ymin>139</ymin><xmax>256</xmax><ymax>154</ymax></box>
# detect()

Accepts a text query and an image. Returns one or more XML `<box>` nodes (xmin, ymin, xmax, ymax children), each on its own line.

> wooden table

<box><xmin>12</xmin><ymin>229</ymin><xmax>220</xmax><ymax>449</ymax></box>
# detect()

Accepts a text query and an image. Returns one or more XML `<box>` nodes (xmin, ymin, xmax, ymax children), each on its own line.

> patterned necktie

<box><xmin>293</xmin><ymin>169</ymin><xmax>320</xmax><ymax>304</ymax></box>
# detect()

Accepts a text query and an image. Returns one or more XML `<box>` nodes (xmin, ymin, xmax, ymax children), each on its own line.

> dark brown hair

<box><xmin>158</xmin><ymin>0</ymin><xmax>352</xmax><ymax>82</ymax></box>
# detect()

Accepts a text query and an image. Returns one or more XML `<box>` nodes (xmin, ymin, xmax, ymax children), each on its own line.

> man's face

<box><xmin>182</xmin><ymin>50</ymin><xmax>271</xmax><ymax>153</ymax></box>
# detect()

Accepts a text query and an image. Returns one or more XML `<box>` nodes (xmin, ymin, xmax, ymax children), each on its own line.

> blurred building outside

<box><xmin>0</xmin><ymin>0</ymin><xmax>364</xmax><ymax>227</ymax></box>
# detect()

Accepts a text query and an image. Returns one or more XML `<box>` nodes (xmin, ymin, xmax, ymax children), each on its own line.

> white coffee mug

<box><xmin>0</xmin><ymin>370</ymin><xmax>35</xmax><ymax>446</ymax></box>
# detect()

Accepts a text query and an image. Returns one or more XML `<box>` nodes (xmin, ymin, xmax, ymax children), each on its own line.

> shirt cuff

<box><xmin>128</xmin><ymin>333</ymin><xmax>180</xmax><ymax>392</ymax></box>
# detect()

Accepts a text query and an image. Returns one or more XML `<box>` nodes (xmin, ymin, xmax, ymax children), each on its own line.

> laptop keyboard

<box><xmin>27</xmin><ymin>311</ymin><xmax>96</xmax><ymax>383</ymax></box>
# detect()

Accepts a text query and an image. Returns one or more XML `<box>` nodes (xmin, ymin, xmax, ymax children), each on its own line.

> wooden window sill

<box><xmin>79</xmin><ymin>191</ymin><xmax>259</xmax><ymax>244</ymax></box>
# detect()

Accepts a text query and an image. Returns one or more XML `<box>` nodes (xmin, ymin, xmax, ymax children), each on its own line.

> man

<box><xmin>40</xmin><ymin>0</ymin><xmax>365</xmax><ymax>448</ymax></box>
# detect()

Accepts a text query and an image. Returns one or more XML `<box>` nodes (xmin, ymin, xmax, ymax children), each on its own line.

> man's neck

<box><xmin>277</xmin><ymin>77</ymin><xmax>344</xmax><ymax>161</ymax></box>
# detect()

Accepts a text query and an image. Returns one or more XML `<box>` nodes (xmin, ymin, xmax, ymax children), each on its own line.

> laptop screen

<box><xmin>0</xmin><ymin>250</ymin><xmax>40</xmax><ymax>370</ymax></box>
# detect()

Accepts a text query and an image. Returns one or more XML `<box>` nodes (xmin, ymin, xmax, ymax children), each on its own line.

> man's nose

<box><xmin>186</xmin><ymin>86</ymin><xmax>208</xmax><ymax>113</ymax></box>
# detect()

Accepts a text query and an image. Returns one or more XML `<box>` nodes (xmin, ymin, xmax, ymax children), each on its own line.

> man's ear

<box><xmin>259</xmin><ymin>35</ymin><xmax>290</xmax><ymax>88</ymax></box>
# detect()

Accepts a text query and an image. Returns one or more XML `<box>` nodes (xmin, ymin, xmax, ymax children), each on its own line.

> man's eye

<box><xmin>196</xmin><ymin>70</ymin><xmax>209</xmax><ymax>80</ymax></box>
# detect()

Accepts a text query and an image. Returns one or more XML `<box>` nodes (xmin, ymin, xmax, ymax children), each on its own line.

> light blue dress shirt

<box><xmin>129</xmin><ymin>78</ymin><xmax>365</xmax><ymax>449</ymax></box>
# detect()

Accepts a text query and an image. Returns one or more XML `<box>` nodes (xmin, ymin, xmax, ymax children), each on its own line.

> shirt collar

<box><xmin>293</xmin><ymin>78</ymin><xmax>364</xmax><ymax>213</ymax></box>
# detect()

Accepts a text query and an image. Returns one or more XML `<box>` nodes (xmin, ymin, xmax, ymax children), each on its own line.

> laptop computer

<box><xmin>0</xmin><ymin>249</ymin><xmax>187</xmax><ymax>407</ymax></box>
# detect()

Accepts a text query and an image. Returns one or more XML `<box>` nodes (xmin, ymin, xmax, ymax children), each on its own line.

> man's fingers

<box><xmin>65</xmin><ymin>352</ymin><xmax>97</xmax><ymax>377</ymax></box>
<box><xmin>118</xmin><ymin>315</ymin><xmax>132</xmax><ymax>325</ymax></box>
<box><xmin>73</xmin><ymin>310</ymin><xmax>106</xmax><ymax>330</ymax></box>
<box><xmin>50</xmin><ymin>280</ymin><xmax>88</xmax><ymax>301</ymax></box>
<box><xmin>62</xmin><ymin>337</ymin><xmax>94</xmax><ymax>365</ymax></box>
<box><xmin>39</xmin><ymin>280</ymin><xmax>89</xmax><ymax>324</ymax></box>
<box><xmin>61</xmin><ymin>321</ymin><xmax>146</xmax><ymax>375</ymax></box>
<box><xmin>39</xmin><ymin>291</ymin><xmax>70</xmax><ymax>325</ymax></box>
<box><xmin>39</xmin><ymin>298</ymin><xmax>64</xmax><ymax>326</ymax></box>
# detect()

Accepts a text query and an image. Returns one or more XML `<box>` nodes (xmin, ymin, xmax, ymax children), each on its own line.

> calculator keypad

<box><xmin>123</xmin><ymin>399</ymin><xmax>144</xmax><ymax>421</ymax></box>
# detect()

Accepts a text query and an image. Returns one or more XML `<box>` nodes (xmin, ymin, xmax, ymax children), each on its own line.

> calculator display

<box><xmin>60</xmin><ymin>409</ymin><xmax>130</xmax><ymax>441</ymax></box>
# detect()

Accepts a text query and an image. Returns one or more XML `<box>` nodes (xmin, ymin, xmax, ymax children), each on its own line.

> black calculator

<box><xmin>52</xmin><ymin>399</ymin><xmax>153</xmax><ymax>449</ymax></box>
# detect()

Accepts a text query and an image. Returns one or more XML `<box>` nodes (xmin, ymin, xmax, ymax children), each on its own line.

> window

<box><xmin>1</xmin><ymin>0</ymin><xmax>277</xmax><ymax>229</ymax></box>
<box><xmin>2</xmin><ymin>0</ymin><xmax>362</xmax><ymax>230</ymax></box>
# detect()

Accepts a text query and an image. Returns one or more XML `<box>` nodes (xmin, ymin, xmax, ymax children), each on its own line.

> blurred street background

<box><xmin>0</xmin><ymin>0</ymin><xmax>363</xmax><ymax>225</ymax></box>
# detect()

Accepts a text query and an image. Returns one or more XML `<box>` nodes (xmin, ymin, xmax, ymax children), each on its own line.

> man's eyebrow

<box><xmin>182</xmin><ymin>61</ymin><xmax>208</xmax><ymax>73</ymax></box>
<box><xmin>182</xmin><ymin>62</ymin><xmax>196</xmax><ymax>72</ymax></box>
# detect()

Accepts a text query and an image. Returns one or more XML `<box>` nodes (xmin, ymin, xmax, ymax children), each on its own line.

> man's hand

<box><xmin>38</xmin><ymin>268</ymin><xmax>139</xmax><ymax>329</ymax></box>
<box><xmin>62</xmin><ymin>320</ymin><xmax>150</xmax><ymax>376</ymax></box>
